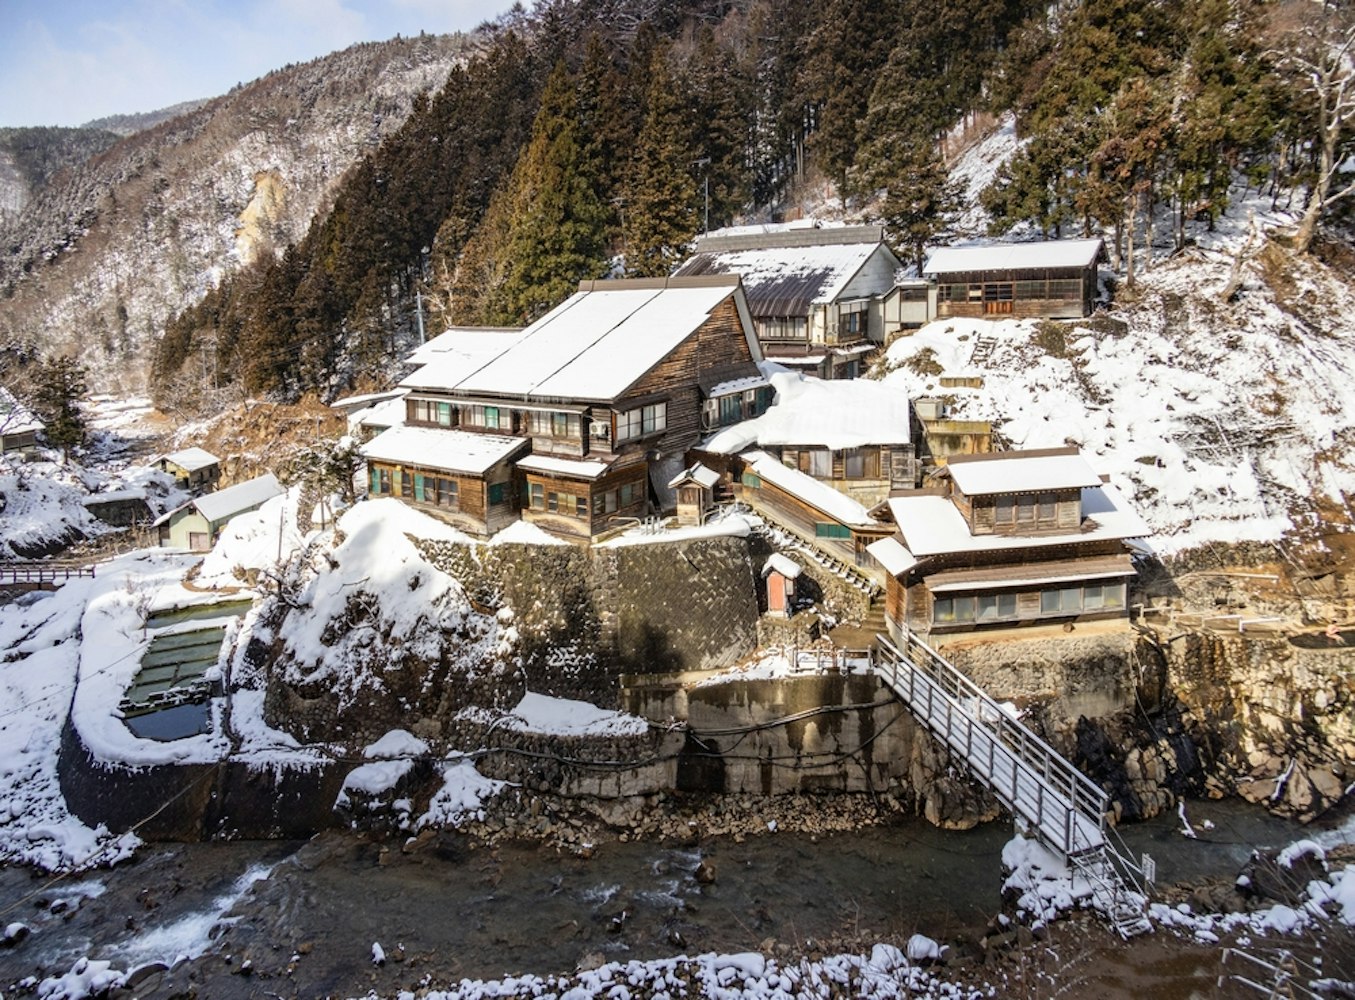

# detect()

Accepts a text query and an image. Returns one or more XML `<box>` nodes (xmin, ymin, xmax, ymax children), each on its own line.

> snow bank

<box><xmin>500</xmin><ymin>692</ymin><xmax>650</xmax><ymax>738</ymax></box>
<box><xmin>195</xmin><ymin>487</ymin><xmax>304</xmax><ymax>587</ymax></box>
<box><xmin>417</xmin><ymin>757</ymin><xmax>507</xmax><ymax>829</ymax></box>
<box><xmin>598</xmin><ymin>515</ymin><xmax>752</xmax><ymax>548</ymax></box>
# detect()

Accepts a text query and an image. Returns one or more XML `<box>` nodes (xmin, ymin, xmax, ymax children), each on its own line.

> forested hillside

<box><xmin>4</xmin><ymin>0</ymin><xmax>1350</xmax><ymax>410</ymax></box>
<box><xmin>0</xmin><ymin>33</ymin><xmax>471</xmax><ymax>394</ymax></box>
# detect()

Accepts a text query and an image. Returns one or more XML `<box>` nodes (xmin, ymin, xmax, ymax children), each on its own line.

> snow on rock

<box><xmin>881</xmin><ymin>237</ymin><xmax>1355</xmax><ymax>553</ymax></box>
<box><xmin>0</xmin><ymin>462</ymin><xmax>106</xmax><ymax>558</ymax></box>
<box><xmin>366</xmin><ymin>946</ymin><xmax>987</xmax><ymax>999</ymax></box>
<box><xmin>905</xmin><ymin>934</ymin><xmax>943</xmax><ymax>962</ymax></box>
<box><xmin>1278</xmin><ymin>839</ymin><xmax>1327</xmax><ymax>870</ymax></box>
<box><xmin>499</xmin><ymin>692</ymin><xmax>650</xmax><ymax>739</ymax></box>
<box><xmin>417</xmin><ymin>758</ymin><xmax>507</xmax><ymax>829</ymax></box>
<box><xmin>364</xmin><ymin>730</ymin><xmax>430</xmax><ymax>760</ymax></box>
<box><xmin>337</xmin><ymin>761</ymin><xmax>414</xmax><ymax>807</ymax></box>
<box><xmin>373</xmin><ymin>941</ymin><xmax>387</xmax><ymax>966</ymax></box>
<box><xmin>598</xmin><ymin>515</ymin><xmax>753</xmax><ymax>548</ymax></box>
<box><xmin>270</xmin><ymin>498</ymin><xmax>518</xmax><ymax>717</ymax></box>
<box><xmin>36</xmin><ymin>957</ymin><xmax>125</xmax><ymax>1000</ymax></box>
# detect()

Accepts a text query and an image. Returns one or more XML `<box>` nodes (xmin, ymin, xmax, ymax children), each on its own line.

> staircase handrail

<box><xmin>877</xmin><ymin>631</ymin><xmax>1111</xmax><ymax>837</ymax></box>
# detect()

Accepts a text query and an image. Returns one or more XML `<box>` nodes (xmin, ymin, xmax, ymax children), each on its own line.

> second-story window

<box><xmin>615</xmin><ymin>402</ymin><xmax>666</xmax><ymax>442</ymax></box>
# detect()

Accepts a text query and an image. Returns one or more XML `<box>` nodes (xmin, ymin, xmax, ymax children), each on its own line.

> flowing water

<box><xmin>0</xmin><ymin>799</ymin><xmax>1324</xmax><ymax>998</ymax></box>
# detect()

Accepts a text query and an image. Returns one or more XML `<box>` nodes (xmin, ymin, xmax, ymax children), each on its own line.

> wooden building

<box><xmin>704</xmin><ymin>370</ymin><xmax>918</xmax><ymax>508</ymax></box>
<box><xmin>923</xmin><ymin>239</ymin><xmax>1102</xmax><ymax>320</ymax></box>
<box><xmin>0</xmin><ymin>388</ymin><xmax>43</xmax><ymax>454</ymax></box>
<box><xmin>154</xmin><ymin>473</ymin><xmax>285</xmax><ymax>551</ymax></box>
<box><xmin>674</xmin><ymin>225</ymin><xmax>901</xmax><ymax>380</ymax></box>
<box><xmin>668</xmin><ymin>463</ymin><xmax>720</xmax><ymax>526</ymax></box>
<box><xmin>365</xmin><ymin>276</ymin><xmax>767</xmax><ymax>541</ymax></box>
<box><xmin>153</xmin><ymin>447</ymin><xmax>221</xmax><ymax>493</ymax></box>
<box><xmin>738</xmin><ymin>450</ymin><xmax>894</xmax><ymax>584</ymax></box>
<box><xmin>869</xmin><ymin>446</ymin><xmax>1147</xmax><ymax>636</ymax></box>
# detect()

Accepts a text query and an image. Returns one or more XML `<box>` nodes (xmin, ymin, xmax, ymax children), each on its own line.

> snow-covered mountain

<box><xmin>0</xmin><ymin>33</ymin><xmax>472</xmax><ymax>391</ymax></box>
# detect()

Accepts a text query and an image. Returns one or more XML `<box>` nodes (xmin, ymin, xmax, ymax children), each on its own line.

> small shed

<box><xmin>762</xmin><ymin>553</ymin><xmax>802</xmax><ymax>617</ymax></box>
<box><xmin>154</xmin><ymin>473</ymin><xmax>284</xmax><ymax>551</ymax></box>
<box><xmin>154</xmin><ymin>448</ymin><xmax>222</xmax><ymax>493</ymax></box>
<box><xmin>0</xmin><ymin>388</ymin><xmax>43</xmax><ymax>453</ymax></box>
<box><xmin>668</xmin><ymin>463</ymin><xmax>721</xmax><ymax>526</ymax></box>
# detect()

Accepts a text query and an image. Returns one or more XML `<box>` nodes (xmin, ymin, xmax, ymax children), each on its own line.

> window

<box><xmin>437</xmin><ymin>402</ymin><xmax>452</xmax><ymax>426</ymax></box>
<box><xmin>815</xmin><ymin>522</ymin><xmax>852</xmax><ymax>540</ymax></box>
<box><xmin>438</xmin><ymin>478</ymin><xmax>459</xmax><ymax>508</ymax></box>
<box><xmin>615</xmin><ymin>402</ymin><xmax>665</xmax><ymax>442</ymax></box>
<box><xmin>798</xmin><ymin>449</ymin><xmax>831</xmax><ymax>478</ymax></box>
<box><xmin>843</xmin><ymin>448</ymin><xmax>880</xmax><ymax>480</ymax></box>
<box><xmin>1016</xmin><ymin>496</ymin><xmax>1036</xmax><ymax>523</ymax></box>
<box><xmin>529</xmin><ymin>483</ymin><xmax>544</xmax><ymax>510</ymax></box>
<box><xmin>995</xmin><ymin>496</ymin><xmax>1014</xmax><ymax>524</ymax></box>
<box><xmin>528</xmin><ymin>411</ymin><xmax>580</xmax><ymax>438</ymax></box>
<box><xmin>488</xmin><ymin>482</ymin><xmax>507</xmax><ymax>506</ymax></box>
<box><xmin>741</xmin><ymin>472</ymin><xmax>761</xmax><ymax>489</ymax></box>
<box><xmin>619</xmin><ymin>482</ymin><xmax>641</xmax><ymax>507</ymax></box>
<box><xmin>758</xmin><ymin>317</ymin><xmax>807</xmax><ymax>341</ymax></box>
<box><xmin>1038</xmin><ymin>492</ymin><xmax>1057</xmax><ymax>520</ymax></box>
<box><xmin>718</xmin><ymin>394</ymin><xmax>742</xmax><ymax>426</ymax></box>
<box><xmin>600</xmin><ymin>490</ymin><xmax>618</xmax><ymax>514</ymax></box>
<box><xmin>484</xmin><ymin>406</ymin><xmax>500</xmax><ymax>430</ymax></box>
<box><xmin>976</xmin><ymin>593</ymin><xmax>1018</xmax><ymax>621</ymax></box>
<box><xmin>575</xmin><ymin>495</ymin><xmax>588</xmax><ymax>517</ymax></box>
<box><xmin>398</xmin><ymin>470</ymin><xmax>411</xmax><ymax>498</ymax></box>
<box><xmin>415</xmin><ymin>472</ymin><xmax>433</xmax><ymax>503</ymax></box>
<box><xmin>370</xmin><ymin>467</ymin><xmax>392</xmax><ymax>495</ymax></box>
<box><xmin>547</xmin><ymin>491</ymin><xmax>560</xmax><ymax>513</ymax></box>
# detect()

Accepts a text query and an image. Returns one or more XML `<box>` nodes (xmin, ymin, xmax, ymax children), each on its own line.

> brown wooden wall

<box><xmin>965</xmin><ymin>487</ymin><xmax>1082</xmax><ymax>536</ymax></box>
<box><xmin>368</xmin><ymin>459</ymin><xmax>517</xmax><ymax>537</ymax></box>
<box><xmin>522</xmin><ymin>461</ymin><xmax>649</xmax><ymax>538</ymax></box>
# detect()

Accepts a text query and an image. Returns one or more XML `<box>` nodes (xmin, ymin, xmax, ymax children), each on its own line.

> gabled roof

<box><xmin>403</xmin><ymin>327</ymin><xmax>526</xmax><ymax>383</ymax></box>
<box><xmin>669</xmin><ymin>463</ymin><xmax>720</xmax><ymax>490</ymax></box>
<box><xmin>361</xmin><ymin>426</ymin><xmax>527</xmax><ymax>476</ymax></box>
<box><xmin>942</xmin><ymin>447</ymin><xmax>1102</xmax><ymax>496</ymax></box>
<box><xmin>675</xmin><ymin>230</ymin><xmax>898</xmax><ymax>319</ymax></box>
<box><xmin>886</xmin><ymin>482</ymin><xmax>1148</xmax><ymax>560</ymax></box>
<box><xmin>155</xmin><ymin>473</ymin><xmax>284</xmax><ymax>527</ymax></box>
<box><xmin>399</xmin><ymin>277</ymin><xmax>760</xmax><ymax>404</ymax></box>
<box><xmin>705</xmin><ymin>370</ymin><xmax>912</xmax><ymax>454</ymax></box>
<box><xmin>0</xmin><ymin>387</ymin><xmax>43</xmax><ymax>435</ymax></box>
<box><xmin>924</xmin><ymin>238</ymin><xmax>1103</xmax><ymax>276</ymax></box>
<box><xmin>159</xmin><ymin>447</ymin><xmax>220</xmax><ymax>473</ymax></box>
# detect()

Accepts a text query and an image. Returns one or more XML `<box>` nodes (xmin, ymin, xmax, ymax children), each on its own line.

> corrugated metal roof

<box><xmin>692</xmin><ymin>225</ymin><xmax>886</xmax><ymax>254</ymax></box>
<box><xmin>676</xmin><ymin>241</ymin><xmax>892</xmax><ymax>318</ymax></box>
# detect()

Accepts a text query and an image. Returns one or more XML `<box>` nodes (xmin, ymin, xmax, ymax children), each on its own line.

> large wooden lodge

<box><xmin>361</xmin><ymin>276</ymin><xmax>770</xmax><ymax>540</ymax></box>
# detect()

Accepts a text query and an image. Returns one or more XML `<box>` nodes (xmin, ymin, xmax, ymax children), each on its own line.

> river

<box><xmin>0</xmin><ymin>797</ymin><xmax>1333</xmax><ymax>998</ymax></box>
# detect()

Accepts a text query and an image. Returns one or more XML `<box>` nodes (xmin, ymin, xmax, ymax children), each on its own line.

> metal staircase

<box><xmin>874</xmin><ymin>629</ymin><xmax>1152</xmax><ymax>937</ymax></box>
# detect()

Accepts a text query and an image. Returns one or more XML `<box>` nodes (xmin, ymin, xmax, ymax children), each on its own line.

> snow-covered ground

<box><xmin>880</xmin><ymin>235</ymin><xmax>1355</xmax><ymax>554</ymax></box>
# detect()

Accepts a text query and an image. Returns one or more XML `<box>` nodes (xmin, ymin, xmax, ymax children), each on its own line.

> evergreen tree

<box><xmin>497</xmin><ymin>61</ymin><xmax>612</xmax><ymax>322</ymax></box>
<box><xmin>623</xmin><ymin>51</ymin><xmax>700</xmax><ymax>277</ymax></box>
<box><xmin>880</xmin><ymin>147</ymin><xmax>961</xmax><ymax>273</ymax></box>
<box><xmin>31</xmin><ymin>357</ymin><xmax>88</xmax><ymax>462</ymax></box>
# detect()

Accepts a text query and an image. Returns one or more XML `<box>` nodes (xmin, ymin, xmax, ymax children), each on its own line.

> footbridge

<box><xmin>874</xmin><ymin>630</ymin><xmax>1153</xmax><ymax>937</ymax></box>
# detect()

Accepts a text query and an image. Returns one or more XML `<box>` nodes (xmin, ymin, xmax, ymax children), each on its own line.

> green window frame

<box><xmin>814</xmin><ymin>522</ymin><xmax>852</xmax><ymax>540</ymax></box>
<box><xmin>488</xmin><ymin>482</ymin><xmax>508</xmax><ymax>506</ymax></box>
<box><xmin>741</xmin><ymin>472</ymin><xmax>761</xmax><ymax>488</ymax></box>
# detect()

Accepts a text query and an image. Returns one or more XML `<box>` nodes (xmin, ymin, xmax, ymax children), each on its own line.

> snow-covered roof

<box><xmin>159</xmin><ymin>447</ymin><xmax>220</xmax><ymax>473</ymax></box>
<box><xmin>944</xmin><ymin>449</ymin><xmax>1102</xmax><ymax>496</ymax></box>
<box><xmin>668</xmin><ymin>463</ymin><xmax>720</xmax><ymax>490</ymax></box>
<box><xmin>329</xmin><ymin>389</ymin><xmax>405</xmax><ymax>413</ymax></box>
<box><xmin>705</xmin><ymin>371</ymin><xmax>911</xmax><ymax>454</ymax></box>
<box><xmin>924</xmin><ymin>239</ymin><xmax>1103</xmax><ymax>276</ymax></box>
<box><xmin>676</xmin><ymin>239</ymin><xmax>896</xmax><ymax>318</ymax></box>
<box><xmin>866</xmin><ymin>537</ymin><xmax>918</xmax><ymax>577</ymax></box>
<box><xmin>746</xmin><ymin>451</ymin><xmax>874</xmax><ymax>527</ymax></box>
<box><xmin>349</xmin><ymin>392</ymin><xmax>408</xmax><ymax>433</ymax></box>
<box><xmin>402</xmin><ymin>329</ymin><xmax>527</xmax><ymax>390</ymax></box>
<box><xmin>516</xmin><ymin>454</ymin><xmax>613</xmax><ymax>481</ymax></box>
<box><xmin>0</xmin><ymin>387</ymin><xmax>43</xmax><ymax>435</ymax></box>
<box><xmin>154</xmin><ymin>473</ymin><xmax>285</xmax><ymax>526</ymax></box>
<box><xmin>361</xmin><ymin>426</ymin><xmax>526</xmax><ymax>476</ymax></box>
<box><xmin>888</xmin><ymin>483</ymin><xmax>1149</xmax><ymax>559</ymax></box>
<box><xmin>400</xmin><ymin>279</ymin><xmax>757</xmax><ymax>403</ymax></box>
<box><xmin>706</xmin><ymin>373</ymin><xmax>769</xmax><ymax>398</ymax></box>
<box><xmin>405</xmin><ymin>326</ymin><xmax>523</xmax><ymax>366</ymax></box>
<box><xmin>761</xmin><ymin>552</ymin><xmax>802</xmax><ymax>579</ymax></box>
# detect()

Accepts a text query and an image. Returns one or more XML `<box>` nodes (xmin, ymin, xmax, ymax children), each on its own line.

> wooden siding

<box><xmin>367</xmin><ymin>458</ymin><xmax>517</xmax><ymax>537</ymax></box>
<box><xmin>965</xmin><ymin>487</ymin><xmax>1082</xmax><ymax>536</ymax></box>
<box><xmin>522</xmin><ymin>461</ymin><xmax>649</xmax><ymax>539</ymax></box>
<box><xmin>737</xmin><ymin>477</ymin><xmax>858</xmax><ymax>564</ymax></box>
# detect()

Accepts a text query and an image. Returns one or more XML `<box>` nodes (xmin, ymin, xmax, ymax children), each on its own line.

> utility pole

<box><xmin>415</xmin><ymin>288</ymin><xmax>426</xmax><ymax>344</ymax></box>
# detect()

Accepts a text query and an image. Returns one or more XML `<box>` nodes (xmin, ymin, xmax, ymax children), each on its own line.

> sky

<box><xmin>0</xmin><ymin>0</ymin><xmax>518</xmax><ymax>128</ymax></box>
